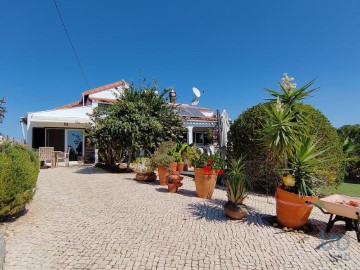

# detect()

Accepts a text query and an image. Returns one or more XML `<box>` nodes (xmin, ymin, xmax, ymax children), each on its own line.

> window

<box><xmin>194</xmin><ymin>132</ymin><xmax>204</xmax><ymax>145</ymax></box>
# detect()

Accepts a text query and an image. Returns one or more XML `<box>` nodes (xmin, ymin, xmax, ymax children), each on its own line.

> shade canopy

<box><xmin>27</xmin><ymin>106</ymin><xmax>93</xmax><ymax>124</ymax></box>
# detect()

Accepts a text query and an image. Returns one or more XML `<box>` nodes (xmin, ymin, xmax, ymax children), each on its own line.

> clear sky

<box><xmin>1</xmin><ymin>0</ymin><xmax>359</xmax><ymax>140</ymax></box>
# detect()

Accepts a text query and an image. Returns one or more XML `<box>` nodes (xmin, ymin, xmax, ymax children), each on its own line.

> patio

<box><xmin>3</xmin><ymin>166</ymin><xmax>360</xmax><ymax>269</ymax></box>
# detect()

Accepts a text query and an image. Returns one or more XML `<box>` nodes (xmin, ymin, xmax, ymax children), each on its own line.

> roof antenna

<box><xmin>191</xmin><ymin>87</ymin><xmax>201</xmax><ymax>106</ymax></box>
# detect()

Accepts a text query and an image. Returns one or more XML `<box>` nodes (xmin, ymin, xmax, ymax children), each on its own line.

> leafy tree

<box><xmin>88</xmin><ymin>80</ymin><xmax>186</xmax><ymax>168</ymax></box>
<box><xmin>0</xmin><ymin>97</ymin><xmax>5</xmax><ymax>123</ymax></box>
<box><xmin>337</xmin><ymin>125</ymin><xmax>360</xmax><ymax>179</ymax></box>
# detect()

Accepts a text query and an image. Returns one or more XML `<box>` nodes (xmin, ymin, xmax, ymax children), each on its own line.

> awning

<box><xmin>27</xmin><ymin>106</ymin><xmax>93</xmax><ymax>124</ymax></box>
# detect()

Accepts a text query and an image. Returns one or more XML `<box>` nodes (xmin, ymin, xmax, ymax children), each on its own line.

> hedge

<box><xmin>227</xmin><ymin>102</ymin><xmax>345</xmax><ymax>193</ymax></box>
<box><xmin>0</xmin><ymin>142</ymin><xmax>40</xmax><ymax>217</ymax></box>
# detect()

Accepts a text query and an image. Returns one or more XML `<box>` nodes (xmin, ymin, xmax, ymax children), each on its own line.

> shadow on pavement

<box><xmin>187</xmin><ymin>202</ymin><xmax>228</xmax><ymax>222</ymax></box>
<box><xmin>73</xmin><ymin>166</ymin><xmax>108</xmax><ymax>174</ymax></box>
<box><xmin>177</xmin><ymin>188</ymin><xmax>197</xmax><ymax>198</ymax></box>
<box><xmin>155</xmin><ymin>187</ymin><xmax>168</xmax><ymax>193</ymax></box>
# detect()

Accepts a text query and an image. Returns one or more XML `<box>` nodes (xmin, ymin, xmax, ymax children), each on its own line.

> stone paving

<box><xmin>3</xmin><ymin>165</ymin><xmax>360</xmax><ymax>269</ymax></box>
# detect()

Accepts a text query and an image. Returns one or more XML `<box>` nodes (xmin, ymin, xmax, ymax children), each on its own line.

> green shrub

<box><xmin>0</xmin><ymin>142</ymin><xmax>40</xmax><ymax>217</ymax></box>
<box><xmin>150</xmin><ymin>141</ymin><xmax>176</xmax><ymax>167</ymax></box>
<box><xmin>337</xmin><ymin>124</ymin><xmax>360</xmax><ymax>180</ymax></box>
<box><xmin>228</xmin><ymin>102</ymin><xmax>345</xmax><ymax>193</ymax></box>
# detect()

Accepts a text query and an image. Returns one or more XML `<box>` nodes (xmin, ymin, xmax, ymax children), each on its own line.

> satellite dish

<box><xmin>192</xmin><ymin>87</ymin><xmax>201</xmax><ymax>98</ymax></box>
<box><xmin>191</xmin><ymin>97</ymin><xmax>199</xmax><ymax>106</ymax></box>
<box><xmin>191</xmin><ymin>87</ymin><xmax>202</xmax><ymax>106</ymax></box>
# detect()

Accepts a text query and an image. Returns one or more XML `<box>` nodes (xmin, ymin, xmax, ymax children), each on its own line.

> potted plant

<box><xmin>174</xmin><ymin>142</ymin><xmax>190</xmax><ymax>172</ymax></box>
<box><xmin>275</xmin><ymin>137</ymin><xmax>328</xmax><ymax>228</ymax></box>
<box><xmin>166</xmin><ymin>168</ymin><xmax>184</xmax><ymax>193</ymax></box>
<box><xmin>263</xmin><ymin>73</ymin><xmax>327</xmax><ymax>228</ymax></box>
<box><xmin>223</xmin><ymin>157</ymin><xmax>250</xmax><ymax>219</ymax></box>
<box><xmin>182</xmin><ymin>145</ymin><xmax>197</xmax><ymax>171</ymax></box>
<box><xmin>132</xmin><ymin>157</ymin><xmax>156</xmax><ymax>182</ymax></box>
<box><xmin>151</xmin><ymin>141</ymin><xmax>176</xmax><ymax>185</ymax></box>
<box><xmin>191</xmin><ymin>150</ymin><xmax>225</xmax><ymax>199</ymax></box>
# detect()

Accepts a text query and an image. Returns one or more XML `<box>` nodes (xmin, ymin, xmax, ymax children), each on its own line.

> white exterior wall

<box><xmin>89</xmin><ymin>88</ymin><xmax>123</xmax><ymax>99</ymax></box>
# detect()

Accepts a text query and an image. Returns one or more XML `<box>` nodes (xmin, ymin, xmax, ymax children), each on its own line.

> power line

<box><xmin>53</xmin><ymin>0</ymin><xmax>90</xmax><ymax>89</ymax></box>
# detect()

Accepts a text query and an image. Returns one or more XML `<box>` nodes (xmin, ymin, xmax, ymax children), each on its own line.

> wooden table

<box><xmin>52</xmin><ymin>151</ymin><xmax>64</xmax><ymax>167</ymax></box>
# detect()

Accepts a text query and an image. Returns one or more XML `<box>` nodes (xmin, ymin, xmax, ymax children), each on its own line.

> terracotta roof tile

<box><xmin>82</xmin><ymin>80</ymin><xmax>127</xmax><ymax>96</ymax></box>
<box><xmin>55</xmin><ymin>101</ymin><xmax>82</xmax><ymax>110</ymax></box>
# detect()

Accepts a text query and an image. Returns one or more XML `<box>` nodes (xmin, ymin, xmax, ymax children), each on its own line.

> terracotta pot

<box><xmin>167</xmin><ymin>183</ymin><xmax>178</xmax><ymax>193</ymax></box>
<box><xmin>223</xmin><ymin>201</ymin><xmax>248</xmax><ymax>219</ymax></box>
<box><xmin>194</xmin><ymin>168</ymin><xmax>218</xmax><ymax>199</ymax></box>
<box><xmin>177</xmin><ymin>162</ymin><xmax>185</xmax><ymax>172</ymax></box>
<box><xmin>167</xmin><ymin>182</ymin><xmax>183</xmax><ymax>193</ymax></box>
<box><xmin>275</xmin><ymin>186</ymin><xmax>318</xmax><ymax>228</ymax></box>
<box><xmin>170</xmin><ymin>162</ymin><xmax>178</xmax><ymax>172</ymax></box>
<box><xmin>135</xmin><ymin>172</ymin><xmax>156</xmax><ymax>182</ymax></box>
<box><xmin>169</xmin><ymin>171</ymin><xmax>183</xmax><ymax>184</ymax></box>
<box><xmin>157</xmin><ymin>165</ymin><xmax>168</xmax><ymax>186</ymax></box>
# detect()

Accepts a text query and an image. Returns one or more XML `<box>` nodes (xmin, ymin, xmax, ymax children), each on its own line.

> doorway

<box><xmin>66</xmin><ymin>129</ymin><xmax>84</xmax><ymax>161</ymax></box>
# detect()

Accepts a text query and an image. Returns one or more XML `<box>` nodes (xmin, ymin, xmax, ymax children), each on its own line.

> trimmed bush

<box><xmin>228</xmin><ymin>102</ymin><xmax>345</xmax><ymax>193</ymax></box>
<box><xmin>0</xmin><ymin>142</ymin><xmax>40</xmax><ymax>217</ymax></box>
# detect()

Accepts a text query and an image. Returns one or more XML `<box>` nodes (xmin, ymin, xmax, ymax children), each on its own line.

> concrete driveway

<box><xmin>3</xmin><ymin>166</ymin><xmax>360</xmax><ymax>269</ymax></box>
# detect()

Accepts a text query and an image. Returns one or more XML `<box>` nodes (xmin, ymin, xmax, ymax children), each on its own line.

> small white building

<box><xmin>21</xmin><ymin>81</ymin><xmax>222</xmax><ymax>163</ymax></box>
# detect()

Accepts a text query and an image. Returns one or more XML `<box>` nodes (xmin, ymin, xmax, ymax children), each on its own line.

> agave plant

<box><xmin>283</xmin><ymin>137</ymin><xmax>331</xmax><ymax>196</ymax></box>
<box><xmin>224</xmin><ymin>157</ymin><xmax>251</xmax><ymax>205</ymax></box>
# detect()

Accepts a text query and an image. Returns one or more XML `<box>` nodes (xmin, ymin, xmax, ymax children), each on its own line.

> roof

<box><xmin>176</xmin><ymin>103</ymin><xmax>213</xmax><ymax>112</ymax></box>
<box><xmin>182</xmin><ymin>116</ymin><xmax>217</xmax><ymax>121</ymax></box>
<box><xmin>82</xmin><ymin>80</ymin><xmax>127</xmax><ymax>96</ymax></box>
<box><xmin>54</xmin><ymin>80</ymin><xmax>127</xmax><ymax>110</ymax></box>
<box><xmin>55</xmin><ymin>101</ymin><xmax>82</xmax><ymax>110</ymax></box>
<box><xmin>50</xmin><ymin>81</ymin><xmax>216</xmax><ymax>122</ymax></box>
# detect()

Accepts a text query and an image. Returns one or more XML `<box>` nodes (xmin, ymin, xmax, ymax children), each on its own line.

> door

<box><xmin>66</xmin><ymin>130</ymin><xmax>84</xmax><ymax>161</ymax></box>
<box><xmin>45</xmin><ymin>129</ymin><xmax>65</xmax><ymax>151</ymax></box>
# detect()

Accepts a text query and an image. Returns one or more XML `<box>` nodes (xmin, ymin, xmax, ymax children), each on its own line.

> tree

<box><xmin>337</xmin><ymin>125</ymin><xmax>360</xmax><ymax>179</ymax></box>
<box><xmin>0</xmin><ymin>97</ymin><xmax>5</xmax><ymax>123</ymax></box>
<box><xmin>88</xmin><ymin>80</ymin><xmax>186</xmax><ymax>168</ymax></box>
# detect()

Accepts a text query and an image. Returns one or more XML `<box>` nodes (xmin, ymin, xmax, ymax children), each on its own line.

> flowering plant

<box><xmin>191</xmin><ymin>151</ymin><xmax>225</xmax><ymax>175</ymax></box>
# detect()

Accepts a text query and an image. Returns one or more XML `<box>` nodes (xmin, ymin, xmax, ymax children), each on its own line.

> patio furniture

<box><xmin>57</xmin><ymin>147</ymin><xmax>70</xmax><ymax>167</ymax></box>
<box><xmin>38</xmin><ymin>147</ymin><xmax>55</xmax><ymax>168</ymax></box>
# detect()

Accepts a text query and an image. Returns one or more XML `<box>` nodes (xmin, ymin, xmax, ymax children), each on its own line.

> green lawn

<box><xmin>320</xmin><ymin>182</ymin><xmax>360</xmax><ymax>197</ymax></box>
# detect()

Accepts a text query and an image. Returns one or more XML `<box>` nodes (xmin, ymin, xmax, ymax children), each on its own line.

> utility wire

<box><xmin>53</xmin><ymin>0</ymin><xmax>90</xmax><ymax>89</ymax></box>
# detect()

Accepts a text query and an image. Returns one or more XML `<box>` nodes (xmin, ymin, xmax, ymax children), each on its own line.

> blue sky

<box><xmin>1</xmin><ymin>0</ymin><xmax>359</xmax><ymax>140</ymax></box>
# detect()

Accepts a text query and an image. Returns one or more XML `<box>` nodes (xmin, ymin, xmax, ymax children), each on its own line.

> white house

<box><xmin>21</xmin><ymin>80</ymin><xmax>223</xmax><ymax>163</ymax></box>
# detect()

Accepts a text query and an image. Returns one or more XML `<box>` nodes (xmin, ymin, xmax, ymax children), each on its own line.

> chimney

<box><xmin>169</xmin><ymin>88</ymin><xmax>176</xmax><ymax>103</ymax></box>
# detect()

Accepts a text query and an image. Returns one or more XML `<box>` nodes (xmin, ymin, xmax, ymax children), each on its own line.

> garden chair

<box><xmin>38</xmin><ymin>147</ymin><xmax>55</xmax><ymax>168</ymax></box>
<box><xmin>57</xmin><ymin>147</ymin><xmax>70</xmax><ymax>167</ymax></box>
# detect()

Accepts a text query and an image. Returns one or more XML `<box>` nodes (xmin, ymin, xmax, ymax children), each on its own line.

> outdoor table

<box><xmin>52</xmin><ymin>151</ymin><xmax>63</xmax><ymax>167</ymax></box>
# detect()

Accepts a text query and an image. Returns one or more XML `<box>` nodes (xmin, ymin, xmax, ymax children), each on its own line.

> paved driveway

<box><xmin>4</xmin><ymin>166</ymin><xmax>360</xmax><ymax>269</ymax></box>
